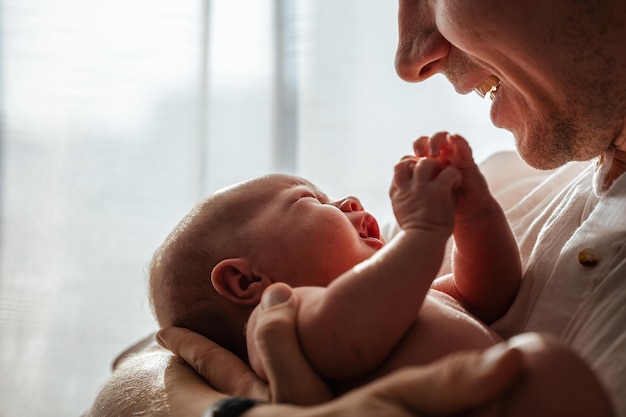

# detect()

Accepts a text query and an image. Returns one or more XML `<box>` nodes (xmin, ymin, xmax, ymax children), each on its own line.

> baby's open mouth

<box><xmin>360</xmin><ymin>214</ymin><xmax>381</xmax><ymax>241</ymax></box>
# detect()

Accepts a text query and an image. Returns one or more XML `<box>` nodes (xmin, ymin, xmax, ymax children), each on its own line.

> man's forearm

<box><xmin>85</xmin><ymin>347</ymin><xmax>222</xmax><ymax>417</ymax></box>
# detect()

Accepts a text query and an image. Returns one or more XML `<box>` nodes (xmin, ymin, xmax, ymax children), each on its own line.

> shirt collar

<box><xmin>594</xmin><ymin>147</ymin><xmax>626</xmax><ymax>195</ymax></box>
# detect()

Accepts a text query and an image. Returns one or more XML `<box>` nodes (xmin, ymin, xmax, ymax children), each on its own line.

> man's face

<box><xmin>395</xmin><ymin>0</ymin><xmax>626</xmax><ymax>169</ymax></box>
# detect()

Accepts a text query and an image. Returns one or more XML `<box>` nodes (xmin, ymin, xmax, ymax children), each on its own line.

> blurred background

<box><xmin>0</xmin><ymin>1</ymin><xmax>515</xmax><ymax>416</ymax></box>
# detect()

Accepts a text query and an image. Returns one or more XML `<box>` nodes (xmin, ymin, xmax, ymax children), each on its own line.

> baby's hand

<box><xmin>389</xmin><ymin>155</ymin><xmax>461</xmax><ymax>236</ymax></box>
<box><xmin>413</xmin><ymin>132</ymin><xmax>476</xmax><ymax>170</ymax></box>
<box><xmin>413</xmin><ymin>132</ymin><xmax>493</xmax><ymax>216</ymax></box>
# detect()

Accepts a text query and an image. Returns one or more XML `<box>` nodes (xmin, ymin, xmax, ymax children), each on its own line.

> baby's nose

<box><xmin>337</xmin><ymin>196</ymin><xmax>363</xmax><ymax>213</ymax></box>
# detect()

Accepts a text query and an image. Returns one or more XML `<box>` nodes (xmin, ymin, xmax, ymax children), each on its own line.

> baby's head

<box><xmin>150</xmin><ymin>173</ymin><xmax>383</xmax><ymax>359</ymax></box>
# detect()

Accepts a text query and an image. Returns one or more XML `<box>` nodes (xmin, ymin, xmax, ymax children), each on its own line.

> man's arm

<box><xmin>85</xmin><ymin>283</ymin><xmax>527</xmax><ymax>417</ymax></box>
<box><xmin>84</xmin><ymin>346</ymin><xmax>224</xmax><ymax>417</ymax></box>
<box><xmin>161</xmin><ymin>283</ymin><xmax>530</xmax><ymax>416</ymax></box>
<box><xmin>87</xmin><ymin>333</ymin><xmax>527</xmax><ymax>417</ymax></box>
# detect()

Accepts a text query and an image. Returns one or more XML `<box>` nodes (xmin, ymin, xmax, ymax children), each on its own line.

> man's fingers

<box><xmin>365</xmin><ymin>343</ymin><xmax>525</xmax><ymax>415</ymax></box>
<box><xmin>156</xmin><ymin>327</ymin><xmax>267</xmax><ymax>399</ymax></box>
<box><xmin>413</xmin><ymin>136</ymin><xmax>430</xmax><ymax>157</ymax></box>
<box><xmin>428</xmin><ymin>131</ymin><xmax>449</xmax><ymax>157</ymax></box>
<box><xmin>254</xmin><ymin>283</ymin><xmax>333</xmax><ymax>405</ymax></box>
<box><xmin>447</xmin><ymin>134</ymin><xmax>476</xmax><ymax>168</ymax></box>
<box><xmin>435</xmin><ymin>166</ymin><xmax>462</xmax><ymax>189</ymax></box>
<box><xmin>414</xmin><ymin>158</ymin><xmax>443</xmax><ymax>182</ymax></box>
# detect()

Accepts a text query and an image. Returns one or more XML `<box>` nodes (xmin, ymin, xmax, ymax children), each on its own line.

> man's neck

<box><xmin>603</xmin><ymin>123</ymin><xmax>626</xmax><ymax>189</ymax></box>
<box><xmin>602</xmin><ymin>149</ymin><xmax>626</xmax><ymax>190</ymax></box>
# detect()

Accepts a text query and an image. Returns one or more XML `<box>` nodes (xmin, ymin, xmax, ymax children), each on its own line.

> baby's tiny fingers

<box><xmin>393</xmin><ymin>156</ymin><xmax>418</xmax><ymax>185</ymax></box>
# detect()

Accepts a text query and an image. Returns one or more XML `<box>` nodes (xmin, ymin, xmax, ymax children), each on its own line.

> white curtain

<box><xmin>0</xmin><ymin>1</ymin><xmax>515</xmax><ymax>416</ymax></box>
<box><xmin>205</xmin><ymin>0</ymin><xmax>515</xmax><ymax>223</ymax></box>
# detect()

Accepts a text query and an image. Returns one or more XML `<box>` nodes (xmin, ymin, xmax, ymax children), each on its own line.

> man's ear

<box><xmin>211</xmin><ymin>258</ymin><xmax>268</xmax><ymax>306</ymax></box>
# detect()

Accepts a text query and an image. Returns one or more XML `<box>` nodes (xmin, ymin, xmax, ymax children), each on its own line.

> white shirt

<box><xmin>483</xmin><ymin>151</ymin><xmax>626</xmax><ymax>416</ymax></box>
<box><xmin>381</xmin><ymin>151</ymin><xmax>626</xmax><ymax>413</ymax></box>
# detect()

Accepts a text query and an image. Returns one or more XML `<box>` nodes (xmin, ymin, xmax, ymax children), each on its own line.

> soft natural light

<box><xmin>0</xmin><ymin>2</ymin><xmax>516</xmax><ymax>416</ymax></box>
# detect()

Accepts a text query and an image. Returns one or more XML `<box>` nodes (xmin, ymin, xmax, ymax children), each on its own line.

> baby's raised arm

<box><xmin>289</xmin><ymin>157</ymin><xmax>462</xmax><ymax>381</ymax></box>
<box><xmin>418</xmin><ymin>133</ymin><xmax>521</xmax><ymax>323</ymax></box>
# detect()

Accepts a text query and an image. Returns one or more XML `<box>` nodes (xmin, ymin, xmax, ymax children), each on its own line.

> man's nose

<box><xmin>335</xmin><ymin>196</ymin><xmax>364</xmax><ymax>213</ymax></box>
<box><xmin>394</xmin><ymin>1</ymin><xmax>449</xmax><ymax>82</ymax></box>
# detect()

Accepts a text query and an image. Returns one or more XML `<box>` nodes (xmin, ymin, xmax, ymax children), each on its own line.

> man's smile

<box><xmin>474</xmin><ymin>75</ymin><xmax>500</xmax><ymax>100</ymax></box>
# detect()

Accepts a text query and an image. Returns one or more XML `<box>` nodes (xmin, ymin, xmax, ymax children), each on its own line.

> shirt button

<box><xmin>578</xmin><ymin>248</ymin><xmax>600</xmax><ymax>267</ymax></box>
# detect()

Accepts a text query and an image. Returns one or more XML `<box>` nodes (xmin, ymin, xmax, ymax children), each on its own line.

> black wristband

<box><xmin>205</xmin><ymin>397</ymin><xmax>266</xmax><ymax>417</ymax></box>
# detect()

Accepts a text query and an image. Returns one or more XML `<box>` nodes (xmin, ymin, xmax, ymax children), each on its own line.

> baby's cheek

<box><xmin>246</xmin><ymin>307</ymin><xmax>268</xmax><ymax>381</ymax></box>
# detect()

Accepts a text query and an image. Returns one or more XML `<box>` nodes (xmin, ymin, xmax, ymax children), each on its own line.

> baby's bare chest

<box><xmin>336</xmin><ymin>290</ymin><xmax>501</xmax><ymax>392</ymax></box>
<box><xmin>389</xmin><ymin>290</ymin><xmax>500</xmax><ymax>364</ymax></box>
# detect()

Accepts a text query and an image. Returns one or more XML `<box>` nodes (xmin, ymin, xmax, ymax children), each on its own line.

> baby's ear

<box><xmin>211</xmin><ymin>258</ymin><xmax>268</xmax><ymax>306</ymax></box>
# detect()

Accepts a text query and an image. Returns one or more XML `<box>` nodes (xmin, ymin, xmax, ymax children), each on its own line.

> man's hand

<box><xmin>156</xmin><ymin>326</ymin><xmax>269</xmax><ymax>400</ymax></box>
<box><xmin>246</xmin><ymin>343</ymin><xmax>525</xmax><ymax>417</ymax></box>
<box><xmin>348</xmin><ymin>344</ymin><xmax>523</xmax><ymax>416</ymax></box>
<box><xmin>159</xmin><ymin>282</ymin><xmax>527</xmax><ymax>416</ymax></box>
<box><xmin>413</xmin><ymin>132</ymin><xmax>495</xmax><ymax>215</ymax></box>
<box><xmin>157</xmin><ymin>283</ymin><xmax>332</xmax><ymax>405</ymax></box>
